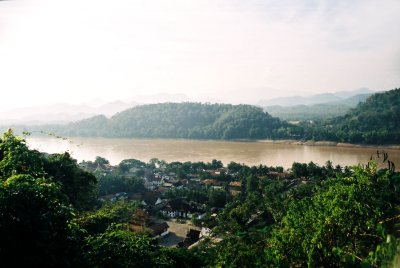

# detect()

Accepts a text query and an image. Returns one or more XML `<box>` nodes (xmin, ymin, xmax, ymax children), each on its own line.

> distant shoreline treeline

<box><xmin>3</xmin><ymin>88</ymin><xmax>400</xmax><ymax>145</ymax></box>
<box><xmin>18</xmin><ymin>103</ymin><xmax>291</xmax><ymax>140</ymax></box>
<box><xmin>296</xmin><ymin>88</ymin><xmax>400</xmax><ymax>144</ymax></box>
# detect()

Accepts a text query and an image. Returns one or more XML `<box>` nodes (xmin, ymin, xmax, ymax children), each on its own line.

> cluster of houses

<box><xmin>130</xmin><ymin>208</ymin><xmax>170</xmax><ymax>237</ymax></box>
<box><xmin>130</xmin><ymin>191</ymin><xmax>207</xmax><ymax>220</ymax></box>
<box><xmin>129</xmin><ymin>207</ymin><xmax>211</xmax><ymax>247</ymax></box>
<box><xmin>88</xmin><ymin>160</ymin><xmax>296</xmax><ymax>213</ymax></box>
<box><xmin>81</xmin><ymin>158</ymin><xmax>296</xmax><ymax>246</ymax></box>
<box><xmin>143</xmin><ymin>172</ymin><xmax>187</xmax><ymax>191</ymax></box>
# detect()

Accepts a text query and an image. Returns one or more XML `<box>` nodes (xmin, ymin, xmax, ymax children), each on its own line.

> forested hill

<box><xmin>264</xmin><ymin>93</ymin><xmax>372</xmax><ymax>121</ymax></box>
<box><xmin>52</xmin><ymin>103</ymin><xmax>288</xmax><ymax>139</ymax></box>
<box><xmin>306</xmin><ymin>88</ymin><xmax>400</xmax><ymax>144</ymax></box>
<box><xmin>8</xmin><ymin>89</ymin><xmax>400</xmax><ymax>144</ymax></box>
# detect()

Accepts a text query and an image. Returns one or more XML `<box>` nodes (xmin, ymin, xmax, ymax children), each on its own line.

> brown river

<box><xmin>26</xmin><ymin>137</ymin><xmax>400</xmax><ymax>169</ymax></box>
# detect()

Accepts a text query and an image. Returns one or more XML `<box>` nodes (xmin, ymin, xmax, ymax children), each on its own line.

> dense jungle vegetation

<box><xmin>0</xmin><ymin>130</ymin><xmax>202</xmax><ymax>267</ymax></box>
<box><xmin>3</xmin><ymin>88</ymin><xmax>400</xmax><ymax>145</ymax></box>
<box><xmin>1</xmin><ymin>130</ymin><xmax>400</xmax><ymax>267</ymax></box>
<box><xmin>24</xmin><ymin>88</ymin><xmax>400</xmax><ymax>145</ymax></box>
<box><xmin>295</xmin><ymin>88</ymin><xmax>400</xmax><ymax>144</ymax></box>
<box><xmin>49</xmin><ymin>103</ymin><xmax>288</xmax><ymax>139</ymax></box>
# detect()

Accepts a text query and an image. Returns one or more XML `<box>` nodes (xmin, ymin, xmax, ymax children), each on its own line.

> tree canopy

<box><xmin>0</xmin><ymin>130</ymin><xmax>399</xmax><ymax>266</ymax></box>
<box><xmin>299</xmin><ymin>88</ymin><xmax>400</xmax><ymax>144</ymax></box>
<box><xmin>42</xmin><ymin>102</ymin><xmax>289</xmax><ymax>140</ymax></box>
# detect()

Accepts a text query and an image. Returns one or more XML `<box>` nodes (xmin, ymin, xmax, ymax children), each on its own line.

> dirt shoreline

<box><xmin>255</xmin><ymin>139</ymin><xmax>400</xmax><ymax>150</ymax></box>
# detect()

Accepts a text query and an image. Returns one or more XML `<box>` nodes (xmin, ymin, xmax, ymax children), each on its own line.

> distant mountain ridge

<box><xmin>258</xmin><ymin>88</ymin><xmax>374</xmax><ymax>106</ymax></box>
<box><xmin>0</xmin><ymin>93</ymin><xmax>192</xmax><ymax>125</ymax></box>
<box><xmin>0</xmin><ymin>88</ymin><xmax>377</xmax><ymax>125</ymax></box>
<box><xmin>264</xmin><ymin>93</ymin><xmax>373</xmax><ymax>121</ymax></box>
<box><xmin>4</xmin><ymin>88</ymin><xmax>400</xmax><ymax>145</ymax></box>
<box><xmin>0</xmin><ymin>101</ymin><xmax>137</xmax><ymax>125</ymax></box>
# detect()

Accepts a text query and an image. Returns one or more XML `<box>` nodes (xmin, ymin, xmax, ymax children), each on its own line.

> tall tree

<box><xmin>0</xmin><ymin>174</ymin><xmax>77</xmax><ymax>267</ymax></box>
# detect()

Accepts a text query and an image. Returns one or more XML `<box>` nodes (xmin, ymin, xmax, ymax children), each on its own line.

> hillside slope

<box><xmin>264</xmin><ymin>93</ymin><xmax>373</xmax><ymax>121</ymax></box>
<box><xmin>57</xmin><ymin>103</ymin><xmax>288</xmax><ymax>139</ymax></box>
<box><xmin>308</xmin><ymin>88</ymin><xmax>400</xmax><ymax>144</ymax></box>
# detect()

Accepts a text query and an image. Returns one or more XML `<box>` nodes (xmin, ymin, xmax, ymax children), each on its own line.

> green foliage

<box><xmin>65</xmin><ymin>115</ymin><xmax>109</xmax><ymax>137</ymax></box>
<box><xmin>44</xmin><ymin>102</ymin><xmax>289</xmax><ymax>140</ymax></box>
<box><xmin>303</xmin><ymin>88</ymin><xmax>400</xmax><ymax>144</ymax></box>
<box><xmin>245</xmin><ymin>174</ymin><xmax>259</xmax><ymax>195</ymax></box>
<box><xmin>165</xmin><ymin>188</ymin><xmax>208</xmax><ymax>204</ymax></box>
<box><xmin>227</xmin><ymin>161</ymin><xmax>245</xmax><ymax>173</ymax></box>
<box><xmin>81</xmin><ymin>157</ymin><xmax>147</xmax><ymax>196</ymax></box>
<box><xmin>266</xmin><ymin>163</ymin><xmax>400</xmax><ymax>267</ymax></box>
<box><xmin>265</xmin><ymin>104</ymin><xmax>349</xmax><ymax>121</ymax></box>
<box><xmin>95</xmin><ymin>156</ymin><xmax>110</xmax><ymax>165</ymax></box>
<box><xmin>84</xmin><ymin>225</ymin><xmax>206</xmax><ymax>267</ymax></box>
<box><xmin>2</xmin><ymin>130</ymin><xmax>400</xmax><ymax>266</ymax></box>
<box><xmin>205</xmin><ymin>159</ymin><xmax>400</xmax><ymax>267</ymax></box>
<box><xmin>208</xmin><ymin>189</ymin><xmax>228</xmax><ymax>208</ymax></box>
<box><xmin>0</xmin><ymin>130</ymin><xmax>46</xmax><ymax>180</ymax></box>
<box><xmin>84</xmin><ymin>225</ymin><xmax>173</xmax><ymax>267</ymax></box>
<box><xmin>0</xmin><ymin>132</ymin><xmax>98</xmax><ymax>211</ymax></box>
<box><xmin>210</xmin><ymin>159</ymin><xmax>223</xmax><ymax>169</ymax></box>
<box><xmin>45</xmin><ymin>152</ymin><xmax>98</xmax><ymax>210</ymax></box>
<box><xmin>97</xmin><ymin>172</ymin><xmax>145</xmax><ymax>196</ymax></box>
<box><xmin>118</xmin><ymin>158</ymin><xmax>146</xmax><ymax>173</ymax></box>
<box><xmin>74</xmin><ymin>201</ymin><xmax>138</xmax><ymax>235</ymax></box>
<box><xmin>209</xmin><ymin>233</ymin><xmax>269</xmax><ymax>267</ymax></box>
<box><xmin>291</xmin><ymin>161</ymin><xmax>335</xmax><ymax>180</ymax></box>
<box><xmin>208</xmin><ymin>192</ymin><xmax>273</xmax><ymax>267</ymax></box>
<box><xmin>0</xmin><ymin>174</ymin><xmax>76</xmax><ymax>266</ymax></box>
<box><xmin>262</xmin><ymin>179</ymin><xmax>290</xmax><ymax>223</ymax></box>
<box><xmin>0</xmin><ymin>131</ymin><xmax>207</xmax><ymax>266</ymax></box>
<box><xmin>161</xmin><ymin>247</ymin><xmax>207</xmax><ymax>268</ymax></box>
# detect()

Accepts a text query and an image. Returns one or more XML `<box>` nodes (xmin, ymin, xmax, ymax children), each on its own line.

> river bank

<box><xmin>256</xmin><ymin>139</ymin><xmax>400</xmax><ymax>150</ymax></box>
<box><xmin>15</xmin><ymin>130</ymin><xmax>400</xmax><ymax>150</ymax></box>
<box><xmin>25</xmin><ymin>136</ymin><xmax>400</xmax><ymax>169</ymax></box>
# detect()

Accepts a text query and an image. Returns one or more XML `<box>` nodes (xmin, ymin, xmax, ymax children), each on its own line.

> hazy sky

<box><xmin>0</xmin><ymin>0</ymin><xmax>399</xmax><ymax>111</ymax></box>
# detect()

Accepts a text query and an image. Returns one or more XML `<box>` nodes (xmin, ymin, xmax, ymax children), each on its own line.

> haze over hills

<box><xmin>0</xmin><ymin>102</ymin><xmax>136</xmax><ymax>125</ymax></box>
<box><xmin>47</xmin><ymin>88</ymin><xmax>400</xmax><ymax>144</ymax></box>
<box><xmin>307</xmin><ymin>88</ymin><xmax>400</xmax><ymax>144</ymax></box>
<box><xmin>0</xmin><ymin>93</ymin><xmax>191</xmax><ymax>125</ymax></box>
<box><xmin>3</xmin><ymin>88</ymin><xmax>400</xmax><ymax>145</ymax></box>
<box><xmin>40</xmin><ymin>103</ymin><xmax>288</xmax><ymax>140</ymax></box>
<box><xmin>0</xmin><ymin>88</ymin><xmax>377</xmax><ymax>125</ymax></box>
<box><xmin>264</xmin><ymin>92</ymin><xmax>374</xmax><ymax>121</ymax></box>
<box><xmin>258</xmin><ymin>88</ymin><xmax>374</xmax><ymax>107</ymax></box>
